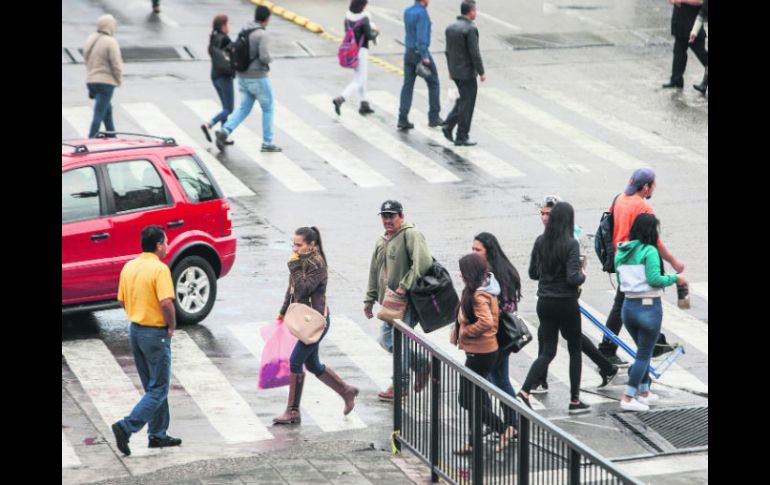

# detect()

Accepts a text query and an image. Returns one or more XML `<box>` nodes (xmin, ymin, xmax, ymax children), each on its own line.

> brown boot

<box><xmin>317</xmin><ymin>367</ymin><xmax>359</xmax><ymax>415</ymax></box>
<box><xmin>273</xmin><ymin>373</ymin><xmax>304</xmax><ymax>424</ymax></box>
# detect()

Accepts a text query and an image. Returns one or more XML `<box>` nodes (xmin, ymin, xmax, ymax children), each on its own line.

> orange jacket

<box><xmin>454</xmin><ymin>291</ymin><xmax>499</xmax><ymax>354</ymax></box>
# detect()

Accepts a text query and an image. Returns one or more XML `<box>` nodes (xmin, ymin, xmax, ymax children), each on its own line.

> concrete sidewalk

<box><xmin>81</xmin><ymin>440</ymin><xmax>435</xmax><ymax>485</ymax></box>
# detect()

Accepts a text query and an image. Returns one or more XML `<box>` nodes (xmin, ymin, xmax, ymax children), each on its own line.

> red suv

<box><xmin>62</xmin><ymin>133</ymin><xmax>236</xmax><ymax>325</ymax></box>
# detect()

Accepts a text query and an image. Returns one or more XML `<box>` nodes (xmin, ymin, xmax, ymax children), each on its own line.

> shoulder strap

<box><xmin>609</xmin><ymin>193</ymin><xmax>621</xmax><ymax>213</ymax></box>
<box><xmin>85</xmin><ymin>34</ymin><xmax>107</xmax><ymax>61</ymax></box>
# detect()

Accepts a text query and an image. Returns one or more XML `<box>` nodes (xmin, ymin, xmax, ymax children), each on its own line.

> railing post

<box><xmin>393</xmin><ymin>323</ymin><xmax>402</xmax><ymax>453</ymax></box>
<box><xmin>518</xmin><ymin>415</ymin><xmax>530</xmax><ymax>485</ymax></box>
<box><xmin>429</xmin><ymin>355</ymin><xmax>440</xmax><ymax>483</ymax></box>
<box><xmin>569</xmin><ymin>448</ymin><xmax>581</xmax><ymax>485</ymax></box>
<box><xmin>472</xmin><ymin>386</ymin><xmax>484</xmax><ymax>485</ymax></box>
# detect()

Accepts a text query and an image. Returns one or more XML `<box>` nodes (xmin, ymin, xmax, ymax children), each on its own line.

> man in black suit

<box><xmin>662</xmin><ymin>0</ymin><xmax>707</xmax><ymax>89</ymax></box>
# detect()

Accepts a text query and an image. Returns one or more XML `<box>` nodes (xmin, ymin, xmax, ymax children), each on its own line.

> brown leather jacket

<box><xmin>280</xmin><ymin>249</ymin><xmax>327</xmax><ymax>315</ymax></box>
<box><xmin>454</xmin><ymin>291</ymin><xmax>499</xmax><ymax>354</ymax></box>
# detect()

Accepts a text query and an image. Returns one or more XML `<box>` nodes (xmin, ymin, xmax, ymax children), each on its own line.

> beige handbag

<box><xmin>375</xmin><ymin>239</ymin><xmax>408</xmax><ymax>322</ymax></box>
<box><xmin>284</xmin><ymin>288</ymin><xmax>326</xmax><ymax>345</ymax></box>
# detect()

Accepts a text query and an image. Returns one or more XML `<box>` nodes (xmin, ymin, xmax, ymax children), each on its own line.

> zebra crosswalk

<box><xmin>62</xmin><ymin>83</ymin><xmax>705</xmax><ymax>197</ymax></box>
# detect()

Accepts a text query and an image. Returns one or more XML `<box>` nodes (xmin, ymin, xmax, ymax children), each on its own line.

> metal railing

<box><xmin>391</xmin><ymin>319</ymin><xmax>643</xmax><ymax>485</ymax></box>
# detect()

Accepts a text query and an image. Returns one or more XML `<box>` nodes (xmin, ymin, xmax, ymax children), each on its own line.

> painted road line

<box><xmin>327</xmin><ymin>315</ymin><xmax>393</xmax><ymax>391</ymax></box>
<box><xmin>483</xmin><ymin>87</ymin><xmax>644</xmax><ymax>170</ymax></box>
<box><xmin>181</xmin><ymin>100</ymin><xmax>324</xmax><ymax>192</ymax></box>
<box><xmin>690</xmin><ymin>282</ymin><xmax>708</xmax><ymax>301</ymax></box>
<box><xmin>618</xmin><ymin>453</ymin><xmax>708</xmax><ymax>477</ymax></box>
<box><xmin>304</xmin><ymin>94</ymin><xmax>460</xmax><ymax>183</ymax></box>
<box><xmin>120</xmin><ymin>102</ymin><xmax>254</xmax><ymax>198</ymax></box>
<box><xmin>172</xmin><ymin>330</ymin><xmax>273</xmax><ymax>442</ymax></box>
<box><xmin>228</xmin><ymin>322</ymin><xmax>367</xmax><ymax>433</ymax></box>
<box><xmin>527</xmin><ymin>85</ymin><xmax>706</xmax><ymax>165</ymax></box>
<box><xmin>579</xmin><ymin>301</ymin><xmax>708</xmax><ymax>395</ymax></box>
<box><xmin>477</xmin><ymin>11</ymin><xmax>521</xmax><ymax>31</ymax></box>
<box><xmin>62</xmin><ymin>430</ymin><xmax>82</xmax><ymax>468</ymax></box>
<box><xmin>272</xmin><ymin>101</ymin><xmax>393</xmax><ymax>188</ymax></box>
<box><xmin>367</xmin><ymin>90</ymin><xmax>525</xmax><ymax>178</ymax></box>
<box><xmin>61</xmin><ymin>340</ymin><xmax>155</xmax><ymax>456</ymax></box>
<box><xmin>62</xmin><ymin>106</ymin><xmax>93</xmax><ymax>138</ymax></box>
<box><xmin>660</xmin><ymin>300</ymin><xmax>708</xmax><ymax>355</ymax></box>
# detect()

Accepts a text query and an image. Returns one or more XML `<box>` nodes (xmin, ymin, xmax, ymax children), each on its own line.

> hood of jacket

<box><xmin>96</xmin><ymin>14</ymin><xmax>117</xmax><ymax>36</ymax></box>
<box><xmin>478</xmin><ymin>272</ymin><xmax>501</xmax><ymax>296</ymax></box>
<box><xmin>615</xmin><ymin>240</ymin><xmax>643</xmax><ymax>266</ymax></box>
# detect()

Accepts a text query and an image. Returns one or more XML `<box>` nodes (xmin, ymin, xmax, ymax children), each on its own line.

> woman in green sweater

<box><xmin>615</xmin><ymin>214</ymin><xmax>687</xmax><ymax>411</ymax></box>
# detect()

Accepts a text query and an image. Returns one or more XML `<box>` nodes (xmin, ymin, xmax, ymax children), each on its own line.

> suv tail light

<box><xmin>222</xmin><ymin>202</ymin><xmax>232</xmax><ymax>236</ymax></box>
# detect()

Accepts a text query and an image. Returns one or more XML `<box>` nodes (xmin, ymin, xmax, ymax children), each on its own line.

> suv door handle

<box><xmin>167</xmin><ymin>219</ymin><xmax>185</xmax><ymax>228</ymax></box>
<box><xmin>90</xmin><ymin>233</ymin><xmax>109</xmax><ymax>241</ymax></box>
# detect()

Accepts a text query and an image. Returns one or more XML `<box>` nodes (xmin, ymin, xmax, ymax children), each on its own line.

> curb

<box><xmin>249</xmin><ymin>0</ymin><xmax>403</xmax><ymax>76</ymax></box>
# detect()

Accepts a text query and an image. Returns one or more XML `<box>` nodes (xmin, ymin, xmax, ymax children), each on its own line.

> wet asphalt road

<box><xmin>62</xmin><ymin>0</ymin><xmax>707</xmax><ymax>483</ymax></box>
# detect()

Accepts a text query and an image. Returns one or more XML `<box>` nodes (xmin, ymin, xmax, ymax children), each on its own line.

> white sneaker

<box><xmin>620</xmin><ymin>398</ymin><xmax>649</xmax><ymax>412</ymax></box>
<box><xmin>637</xmin><ymin>392</ymin><xmax>659</xmax><ymax>405</ymax></box>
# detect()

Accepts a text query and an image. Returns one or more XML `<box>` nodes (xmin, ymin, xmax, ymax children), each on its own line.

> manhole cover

<box><xmin>613</xmin><ymin>405</ymin><xmax>708</xmax><ymax>453</ymax></box>
<box><xmin>501</xmin><ymin>31</ymin><xmax>613</xmax><ymax>50</ymax></box>
<box><xmin>62</xmin><ymin>46</ymin><xmax>196</xmax><ymax>64</ymax></box>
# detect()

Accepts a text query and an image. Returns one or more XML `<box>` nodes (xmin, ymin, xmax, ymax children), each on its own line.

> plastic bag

<box><xmin>258</xmin><ymin>320</ymin><xmax>298</xmax><ymax>389</ymax></box>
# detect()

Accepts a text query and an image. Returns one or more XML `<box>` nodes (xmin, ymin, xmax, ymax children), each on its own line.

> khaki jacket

<box><xmin>453</xmin><ymin>291</ymin><xmax>499</xmax><ymax>354</ymax></box>
<box><xmin>84</xmin><ymin>15</ymin><xmax>123</xmax><ymax>86</ymax></box>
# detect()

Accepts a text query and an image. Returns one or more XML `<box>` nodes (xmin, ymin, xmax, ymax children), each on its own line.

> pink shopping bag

<box><xmin>258</xmin><ymin>320</ymin><xmax>298</xmax><ymax>389</ymax></box>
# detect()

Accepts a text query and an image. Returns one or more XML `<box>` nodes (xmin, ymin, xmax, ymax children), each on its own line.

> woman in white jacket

<box><xmin>332</xmin><ymin>0</ymin><xmax>379</xmax><ymax>116</ymax></box>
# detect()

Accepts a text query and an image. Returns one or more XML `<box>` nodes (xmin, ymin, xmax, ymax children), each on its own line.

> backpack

<box><xmin>338</xmin><ymin>19</ymin><xmax>365</xmax><ymax>68</ymax></box>
<box><xmin>594</xmin><ymin>194</ymin><xmax>620</xmax><ymax>273</ymax></box>
<box><xmin>409</xmin><ymin>259</ymin><xmax>460</xmax><ymax>333</ymax></box>
<box><xmin>229</xmin><ymin>28</ymin><xmax>259</xmax><ymax>72</ymax></box>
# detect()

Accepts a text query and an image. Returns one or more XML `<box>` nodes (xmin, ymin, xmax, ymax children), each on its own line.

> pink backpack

<box><xmin>338</xmin><ymin>18</ymin><xmax>365</xmax><ymax>68</ymax></box>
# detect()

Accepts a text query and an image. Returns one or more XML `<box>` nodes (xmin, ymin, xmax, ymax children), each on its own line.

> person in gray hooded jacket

<box><xmin>215</xmin><ymin>5</ymin><xmax>281</xmax><ymax>153</ymax></box>
<box><xmin>83</xmin><ymin>14</ymin><xmax>124</xmax><ymax>138</ymax></box>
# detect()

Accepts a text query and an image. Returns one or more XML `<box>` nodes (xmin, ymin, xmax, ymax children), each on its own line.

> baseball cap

<box><xmin>624</xmin><ymin>167</ymin><xmax>656</xmax><ymax>195</ymax></box>
<box><xmin>540</xmin><ymin>195</ymin><xmax>562</xmax><ymax>208</ymax></box>
<box><xmin>378</xmin><ymin>200</ymin><xmax>403</xmax><ymax>215</ymax></box>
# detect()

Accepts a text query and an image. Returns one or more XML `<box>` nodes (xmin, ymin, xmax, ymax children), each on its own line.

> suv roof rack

<box><xmin>61</xmin><ymin>132</ymin><xmax>178</xmax><ymax>155</ymax></box>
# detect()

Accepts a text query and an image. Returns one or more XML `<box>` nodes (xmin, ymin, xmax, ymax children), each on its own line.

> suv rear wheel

<box><xmin>172</xmin><ymin>255</ymin><xmax>217</xmax><ymax>325</ymax></box>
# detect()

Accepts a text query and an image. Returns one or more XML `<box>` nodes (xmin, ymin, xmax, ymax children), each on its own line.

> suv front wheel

<box><xmin>172</xmin><ymin>255</ymin><xmax>217</xmax><ymax>325</ymax></box>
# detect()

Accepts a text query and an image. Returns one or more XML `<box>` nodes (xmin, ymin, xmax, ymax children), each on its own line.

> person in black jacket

<box><xmin>443</xmin><ymin>1</ymin><xmax>485</xmax><ymax>147</ymax></box>
<box><xmin>689</xmin><ymin>0</ymin><xmax>708</xmax><ymax>94</ymax></box>
<box><xmin>516</xmin><ymin>202</ymin><xmax>591</xmax><ymax>415</ymax></box>
<box><xmin>201</xmin><ymin>15</ymin><xmax>235</xmax><ymax>145</ymax></box>
<box><xmin>662</xmin><ymin>0</ymin><xmax>707</xmax><ymax>89</ymax></box>
<box><xmin>333</xmin><ymin>0</ymin><xmax>380</xmax><ymax>116</ymax></box>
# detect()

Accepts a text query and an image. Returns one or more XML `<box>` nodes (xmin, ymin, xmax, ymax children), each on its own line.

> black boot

<box><xmin>693</xmin><ymin>74</ymin><xmax>708</xmax><ymax>94</ymax></box>
<box><xmin>333</xmin><ymin>96</ymin><xmax>345</xmax><ymax>115</ymax></box>
<box><xmin>359</xmin><ymin>101</ymin><xmax>374</xmax><ymax>115</ymax></box>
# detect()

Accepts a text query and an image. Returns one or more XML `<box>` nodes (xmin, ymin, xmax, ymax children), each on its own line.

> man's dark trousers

<box><xmin>444</xmin><ymin>78</ymin><xmax>477</xmax><ymax>142</ymax></box>
<box><xmin>670</xmin><ymin>30</ymin><xmax>707</xmax><ymax>85</ymax></box>
<box><xmin>399</xmin><ymin>50</ymin><xmax>441</xmax><ymax>124</ymax></box>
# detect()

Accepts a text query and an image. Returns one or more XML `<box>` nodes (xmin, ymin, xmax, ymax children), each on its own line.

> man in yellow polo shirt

<box><xmin>111</xmin><ymin>225</ymin><xmax>180</xmax><ymax>456</ymax></box>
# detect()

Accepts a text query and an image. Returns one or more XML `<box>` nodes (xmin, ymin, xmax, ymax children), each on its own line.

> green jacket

<box><xmin>365</xmin><ymin>223</ymin><xmax>432</xmax><ymax>304</ymax></box>
<box><xmin>614</xmin><ymin>240</ymin><xmax>677</xmax><ymax>294</ymax></box>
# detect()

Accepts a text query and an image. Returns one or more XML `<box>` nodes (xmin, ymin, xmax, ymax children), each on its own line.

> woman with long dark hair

<box><xmin>200</xmin><ymin>15</ymin><xmax>235</xmax><ymax>145</ymax></box>
<box><xmin>471</xmin><ymin>232</ymin><xmax>521</xmax><ymax>426</ymax></box>
<box><xmin>517</xmin><ymin>202</ymin><xmax>590</xmax><ymax>414</ymax></box>
<box><xmin>332</xmin><ymin>0</ymin><xmax>379</xmax><ymax>115</ymax></box>
<box><xmin>273</xmin><ymin>227</ymin><xmax>359</xmax><ymax>424</ymax></box>
<box><xmin>451</xmin><ymin>253</ymin><xmax>515</xmax><ymax>453</ymax></box>
<box><xmin>615</xmin><ymin>214</ymin><xmax>686</xmax><ymax>411</ymax></box>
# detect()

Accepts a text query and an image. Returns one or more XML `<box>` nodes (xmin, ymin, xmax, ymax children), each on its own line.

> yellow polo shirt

<box><xmin>117</xmin><ymin>253</ymin><xmax>175</xmax><ymax>327</ymax></box>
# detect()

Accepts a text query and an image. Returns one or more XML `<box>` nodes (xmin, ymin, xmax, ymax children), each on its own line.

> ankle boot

<box><xmin>317</xmin><ymin>367</ymin><xmax>359</xmax><ymax>415</ymax></box>
<box><xmin>273</xmin><ymin>373</ymin><xmax>305</xmax><ymax>424</ymax></box>
<box><xmin>693</xmin><ymin>74</ymin><xmax>708</xmax><ymax>94</ymax></box>
<box><xmin>333</xmin><ymin>96</ymin><xmax>345</xmax><ymax>115</ymax></box>
<box><xmin>358</xmin><ymin>101</ymin><xmax>374</xmax><ymax>115</ymax></box>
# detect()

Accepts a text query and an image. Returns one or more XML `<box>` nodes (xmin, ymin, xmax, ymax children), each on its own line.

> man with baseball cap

<box><xmin>364</xmin><ymin>200</ymin><xmax>433</xmax><ymax>400</ymax></box>
<box><xmin>598</xmin><ymin>168</ymin><xmax>685</xmax><ymax>365</ymax></box>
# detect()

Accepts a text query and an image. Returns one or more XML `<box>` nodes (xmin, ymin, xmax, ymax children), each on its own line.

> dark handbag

<box><xmin>211</xmin><ymin>46</ymin><xmax>234</xmax><ymax>76</ymax></box>
<box><xmin>497</xmin><ymin>311</ymin><xmax>532</xmax><ymax>353</ymax></box>
<box><xmin>409</xmin><ymin>259</ymin><xmax>460</xmax><ymax>333</ymax></box>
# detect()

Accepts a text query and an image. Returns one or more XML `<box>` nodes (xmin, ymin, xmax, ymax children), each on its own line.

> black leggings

<box><xmin>523</xmin><ymin>297</ymin><xmax>583</xmax><ymax>401</ymax></box>
<box><xmin>459</xmin><ymin>350</ymin><xmax>506</xmax><ymax>439</ymax></box>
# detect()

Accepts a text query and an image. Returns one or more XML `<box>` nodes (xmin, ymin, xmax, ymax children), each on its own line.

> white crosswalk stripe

<box><xmin>366</xmin><ymin>91</ymin><xmax>526</xmax><ymax>178</ymax></box>
<box><xmin>119</xmin><ymin>102</ymin><xmax>255</xmax><ymax>197</ymax></box>
<box><xmin>327</xmin><ymin>315</ymin><xmax>393</xmax><ymax>391</ymax></box>
<box><xmin>483</xmin><ymin>87</ymin><xmax>645</xmax><ymax>170</ymax></box>
<box><xmin>304</xmin><ymin>94</ymin><xmax>461</xmax><ymax>183</ymax></box>
<box><xmin>660</xmin><ymin>300</ymin><xmax>708</xmax><ymax>355</ymax></box>
<box><xmin>227</xmin><ymin>322</ymin><xmax>367</xmax><ymax>432</ymax></box>
<box><xmin>182</xmin><ymin>100</ymin><xmax>325</xmax><ymax>192</ymax></box>
<box><xmin>690</xmin><ymin>282</ymin><xmax>708</xmax><ymax>301</ymax></box>
<box><xmin>61</xmin><ymin>106</ymin><xmax>93</xmax><ymax>138</ymax></box>
<box><xmin>171</xmin><ymin>330</ymin><xmax>274</xmax><ymax>442</ymax></box>
<box><xmin>62</xmin><ymin>430</ymin><xmax>81</xmax><ymax>468</ymax></box>
<box><xmin>525</xmin><ymin>85</ymin><xmax>706</xmax><ymax>165</ymax></box>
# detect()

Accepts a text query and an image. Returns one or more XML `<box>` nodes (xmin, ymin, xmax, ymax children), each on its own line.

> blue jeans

<box><xmin>118</xmin><ymin>324</ymin><xmax>171</xmax><ymax>439</ymax></box>
<box><xmin>622</xmin><ymin>298</ymin><xmax>662</xmax><ymax>397</ymax></box>
<box><xmin>488</xmin><ymin>349</ymin><xmax>518</xmax><ymax>425</ymax></box>
<box><xmin>290</xmin><ymin>315</ymin><xmax>331</xmax><ymax>375</ymax></box>
<box><xmin>398</xmin><ymin>50</ymin><xmax>441</xmax><ymax>123</ymax></box>
<box><xmin>223</xmin><ymin>77</ymin><xmax>274</xmax><ymax>143</ymax></box>
<box><xmin>209</xmin><ymin>76</ymin><xmax>234</xmax><ymax>128</ymax></box>
<box><xmin>378</xmin><ymin>305</ymin><xmax>429</xmax><ymax>386</ymax></box>
<box><xmin>87</xmin><ymin>83</ymin><xmax>115</xmax><ymax>138</ymax></box>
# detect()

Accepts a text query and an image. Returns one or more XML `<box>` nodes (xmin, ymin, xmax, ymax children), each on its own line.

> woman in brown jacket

<box><xmin>273</xmin><ymin>227</ymin><xmax>359</xmax><ymax>425</ymax></box>
<box><xmin>452</xmin><ymin>253</ymin><xmax>515</xmax><ymax>452</ymax></box>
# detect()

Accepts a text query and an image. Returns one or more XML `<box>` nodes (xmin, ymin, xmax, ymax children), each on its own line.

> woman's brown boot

<box><xmin>317</xmin><ymin>367</ymin><xmax>359</xmax><ymax>415</ymax></box>
<box><xmin>273</xmin><ymin>373</ymin><xmax>305</xmax><ymax>424</ymax></box>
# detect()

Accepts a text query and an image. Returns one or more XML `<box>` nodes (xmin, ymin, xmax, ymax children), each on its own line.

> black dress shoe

<box><xmin>397</xmin><ymin>120</ymin><xmax>414</xmax><ymax>130</ymax></box>
<box><xmin>428</xmin><ymin>118</ymin><xmax>444</xmax><ymax>127</ymax></box>
<box><xmin>112</xmin><ymin>422</ymin><xmax>131</xmax><ymax>456</ymax></box>
<box><xmin>661</xmin><ymin>81</ymin><xmax>684</xmax><ymax>89</ymax></box>
<box><xmin>454</xmin><ymin>139</ymin><xmax>477</xmax><ymax>146</ymax></box>
<box><xmin>441</xmin><ymin>125</ymin><xmax>454</xmax><ymax>142</ymax></box>
<box><xmin>200</xmin><ymin>124</ymin><xmax>212</xmax><ymax>143</ymax></box>
<box><xmin>149</xmin><ymin>435</ymin><xmax>182</xmax><ymax>448</ymax></box>
<box><xmin>224</xmin><ymin>139</ymin><xmax>234</xmax><ymax>145</ymax></box>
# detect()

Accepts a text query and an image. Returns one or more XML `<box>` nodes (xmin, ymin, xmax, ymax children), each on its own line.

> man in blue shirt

<box><xmin>398</xmin><ymin>0</ymin><xmax>442</xmax><ymax>130</ymax></box>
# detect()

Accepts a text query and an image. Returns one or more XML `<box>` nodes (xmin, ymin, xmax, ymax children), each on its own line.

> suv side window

<box><xmin>167</xmin><ymin>155</ymin><xmax>218</xmax><ymax>203</ymax></box>
<box><xmin>62</xmin><ymin>167</ymin><xmax>100</xmax><ymax>223</ymax></box>
<box><xmin>106</xmin><ymin>160</ymin><xmax>169</xmax><ymax>213</ymax></box>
